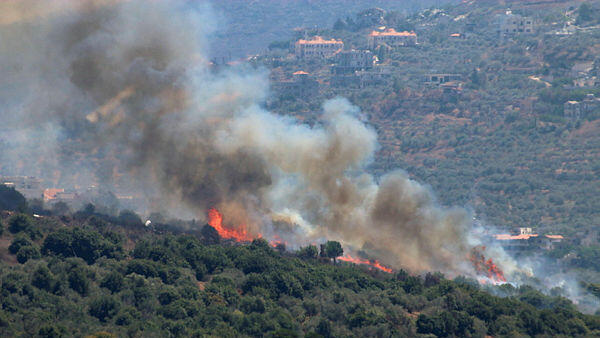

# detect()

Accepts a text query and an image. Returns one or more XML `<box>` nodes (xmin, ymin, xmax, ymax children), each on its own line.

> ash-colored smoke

<box><xmin>1</xmin><ymin>0</ymin><xmax>480</xmax><ymax>276</ymax></box>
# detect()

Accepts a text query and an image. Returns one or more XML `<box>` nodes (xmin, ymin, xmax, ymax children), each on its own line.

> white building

<box><xmin>368</xmin><ymin>28</ymin><xmax>417</xmax><ymax>49</ymax></box>
<box><xmin>498</xmin><ymin>10</ymin><xmax>535</xmax><ymax>38</ymax></box>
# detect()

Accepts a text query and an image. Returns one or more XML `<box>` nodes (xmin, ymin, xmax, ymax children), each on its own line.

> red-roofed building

<box><xmin>368</xmin><ymin>28</ymin><xmax>417</xmax><ymax>49</ymax></box>
<box><xmin>295</xmin><ymin>36</ymin><xmax>343</xmax><ymax>60</ymax></box>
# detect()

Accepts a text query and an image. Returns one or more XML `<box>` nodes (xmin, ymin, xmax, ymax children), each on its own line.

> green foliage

<box><xmin>42</xmin><ymin>227</ymin><xmax>122</xmax><ymax>264</ymax></box>
<box><xmin>297</xmin><ymin>245</ymin><xmax>319</xmax><ymax>259</ymax></box>
<box><xmin>31</xmin><ymin>265</ymin><xmax>54</xmax><ymax>291</ymax></box>
<box><xmin>0</xmin><ymin>185</ymin><xmax>28</xmax><ymax>212</ymax></box>
<box><xmin>9</xmin><ymin>235</ymin><xmax>33</xmax><ymax>254</ymax></box>
<box><xmin>323</xmin><ymin>241</ymin><xmax>343</xmax><ymax>263</ymax></box>
<box><xmin>16</xmin><ymin>245</ymin><xmax>41</xmax><ymax>263</ymax></box>
<box><xmin>89</xmin><ymin>296</ymin><xmax>121</xmax><ymax>322</ymax></box>
<box><xmin>117</xmin><ymin>210</ymin><xmax>143</xmax><ymax>228</ymax></box>
<box><xmin>7</xmin><ymin>213</ymin><xmax>41</xmax><ymax>239</ymax></box>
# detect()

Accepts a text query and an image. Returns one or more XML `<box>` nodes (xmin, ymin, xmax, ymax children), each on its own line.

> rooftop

<box><xmin>494</xmin><ymin>233</ymin><xmax>538</xmax><ymax>240</ymax></box>
<box><xmin>43</xmin><ymin>188</ymin><xmax>64</xmax><ymax>200</ymax></box>
<box><xmin>369</xmin><ymin>28</ymin><xmax>416</xmax><ymax>37</ymax></box>
<box><xmin>296</xmin><ymin>36</ymin><xmax>343</xmax><ymax>45</ymax></box>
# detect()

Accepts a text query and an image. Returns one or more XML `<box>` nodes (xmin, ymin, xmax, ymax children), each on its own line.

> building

<box><xmin>423</xmin><ymin>73</ymin><xmax>463</xmax><ymax>85</ymax></box>
<box><xmin>272</xmin><ymin>71</ymin><xmax>319</xmax><ymax>97</ymax></box>
<box><xmin>357</xmin><ymin>66</ymin><xmax>393</xmax><ymax>87</ymax></box>
<box><xmin>0</xmin><ymin>176</ymin><xmax>43</xmax><ymax>199</ymax></box>
<box><xmin>498</xmin><ymin>10</ymin><xmax>534</xmax><ymax>39</ymax></box>
<box><xmin>564</xmin><ymin>93</ymin><xmax>600</xmax><ymax>121</ymax></box>
<box><xmin>295</xmin><ymin>36</ymin><xmax>343</xmax><ymax>60</ymax></box>
<box><xmin>43</xmin><ymin>188</ymin><xmax>77</xmax><ymax>204</ymax></box>
<box><xmin>332</xmin><ymin>50</ymin><xmax>375</xmax><ymax>74</ymax></box>
<box><xmin>368</xmin><ymin>28</ymin><xmax>417</xmax><ymax>49</ymax></box>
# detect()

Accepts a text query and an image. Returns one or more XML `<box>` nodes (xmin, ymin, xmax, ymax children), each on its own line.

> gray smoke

<box><xmin>0</xmin><ymin>0</ymin><xmax>487</xmax><ymax>277</ymax></box>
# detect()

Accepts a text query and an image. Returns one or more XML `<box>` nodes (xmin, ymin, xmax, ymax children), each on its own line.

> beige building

<box><xmin>368</xmin><ymin>28</ymin><xmax>417</xmax><ymax>49</ymax></box>
<box><xmin>295</xmin><ymin>36</ymin><xmax>343</xmax><ymax>60</ymax></box>
<box><xmin>498</xmin><ymin>10</ymin><xmax>534</xmax><ymax>38</ymax></box>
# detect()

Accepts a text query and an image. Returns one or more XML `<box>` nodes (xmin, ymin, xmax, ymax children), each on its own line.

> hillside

<box><xmin>208</xmin><ymin>0</ymin><xmax>459</xmax><ymax>59</ymax></box>
<box><xmin>262</xmin><ymin>0</ymin><xmax>600</xmax><ymax>240</ymax></box>
<box><xmin>1</xmin><ymin>209</ymin><xmax>599</xmax><ymax>337</ymax></box>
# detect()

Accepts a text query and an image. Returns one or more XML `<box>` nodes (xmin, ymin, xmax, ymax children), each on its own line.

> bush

<box><xmin>16</xmin><ymin>245</ymin><xmax>41</xmax><ymax>263</ymax></box>
<box><xmin>31</xmin><ymin>266</ymin><xmax>54</xmax><ymax>291</ymax></box>
<box><xmin>42</xmin><ymin>227</ymin><xmax>122</xmax><ymax>264</ymax></box>
<box><xmin>8</xmin><ymin>214</ymin><xmax>33</xmax><ymax>234</ymax></box>
<box><xmin>0</xmin><ymin>185</ymin><xmax>28</xmax><ymax>212</ymax></box>
<box><xmin>100</xmin><ymin>272</ymin><xmax>124</xmax><ymax>293</ymax></box>
<box><xmin>68</xmin><ymin>268</ymin><xmax>90</xmax><ymax>296</ymax></box>
<box><xmin>9</xmin><ymin>235</ymin><xmax>33</xmax><ymax>254</ymax></box>
<box><xmin>89</xmin><ymin>296</ymin><xmax>121</xmax><ymax>322</ymax></box>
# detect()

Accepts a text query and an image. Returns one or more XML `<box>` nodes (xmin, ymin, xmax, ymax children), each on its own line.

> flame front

<box><xmin>469</xmin><ymin>246</ymin><xmax>507</xmax><ymax>284</ymax></box>
<box><xmin>208</xmin><ymin>208</ymin><xmax>255</xmax><ymax>242</ymax></box>
<box><xmin>338</xmin><ymin>254</ymin><xmax>393</xmax><ymax>273</ymax></box>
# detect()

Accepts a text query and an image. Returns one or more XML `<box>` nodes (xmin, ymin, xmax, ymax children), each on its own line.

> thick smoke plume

<box><xmin>1</xmin><ymin>0</ymin><xmax>488</xmax><ymax>277</ymax></box>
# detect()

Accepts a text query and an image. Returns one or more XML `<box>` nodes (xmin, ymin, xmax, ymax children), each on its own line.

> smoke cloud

<box><xmin>0</xmin><ymin>0</ymin><xmax>496</xmax><ymax>278</ymax></box>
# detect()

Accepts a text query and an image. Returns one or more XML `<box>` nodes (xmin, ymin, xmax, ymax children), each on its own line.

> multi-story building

<box><xmin>368</xmin><ymin>28</ymin><xmax>417</xmax><ymax>49</ymax></box>
<box><xmin>564</xmin><ymin>93</ymin><xmax>600</xmax><ymax>121</ymax></box>
<box><xmin>332</xmin><ymin>50</ymin><xmax>375</xmax><ymax>74</ymax></box>
<box><xmin>295</xmin><ymin>36</ymin><xmax>343</xmax><ymax>60</ymax></box>
<box><xmin>423</xmin><ymin>73</ymin><xmax>463</xmax><ymax>85</ymax></box>
<box><xmin>498</xmin><ymin>10</ymin><xmax>534</xmax><ymax>38</ymax></box>
<box><xmin>272</xmin><ymin>71</ymin><xmax>319</xmax><ymax>97</ymax></box>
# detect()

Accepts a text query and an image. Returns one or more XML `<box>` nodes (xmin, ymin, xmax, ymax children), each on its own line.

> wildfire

<box><xmin>338</xmin><ymin>254</ymin><xmax>393</xmax><ymax>273</ymax></box>
<box><xmin>207</xmin><ymin>208</ymin><xmax>255</xmax><ymax>242</ymax></box>
<box><xmin>469</xmin><ymin>246</ymin><xmax>507</xmax><ymax>284</ymax></box>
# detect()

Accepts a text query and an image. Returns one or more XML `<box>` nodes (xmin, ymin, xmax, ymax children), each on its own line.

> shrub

<box><xmin>89</xmin><ymin>296</ymin><xmax>121</xmax><ymax>322</ymax></box>
<box><xmin>100</xmin><ymin>272</ymin><xmax>124</xmax><ymax>293</ymax></box>
<box><xmin>8</xmin><ymin>214</ymin><xmax>32</xmax><ymax>234</ymax></box>
<box><xmin>16</xmin><ymin>245</ymin><xmax>41</xmax><ymax>263</ymax></box>
<box><xmin>9</xmin><ymin>235</ymin><xmax>33</xmax><ymax>254</ymax></box>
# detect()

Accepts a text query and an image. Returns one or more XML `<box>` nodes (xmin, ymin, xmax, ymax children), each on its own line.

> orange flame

<box><xmin>469</xmin><ymin>246</ymin><xmax>506</xmax><ymax>284</ymax></box>
<box><xmin>338</xmin><ymin>254</ymin><xmax>393</xmax><ymax>273</ymax></box>
<box><xmin>208</xmin><ymin>208</ymin><xmax>255</xmax><ymax>242</ymax></box>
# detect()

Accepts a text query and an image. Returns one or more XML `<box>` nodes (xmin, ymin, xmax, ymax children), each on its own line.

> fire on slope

<box><xmin>469</xmin><ymin>246</ymin><xmax>507</xmax><ymax>284</ymax></box>
<box><xmin>207</xmin><ymin>208</ymin><xmax>256</xmax><ymax>242</ymax></box>
<box><xmin>338</xmin><ymin>255</ymin><xmax>393</xmax><ymax>273</ymax></box>
<box><xmin>207</xmin><ymin>209</ymin><xmax>506</xmax><ymax>282</ymax></box>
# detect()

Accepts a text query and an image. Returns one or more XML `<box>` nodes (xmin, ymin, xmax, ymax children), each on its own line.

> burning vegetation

<box><xmin>0</xmin><ymin>0</ymin><xmax>514</xmax><ymax>284</ymax></box>
<box><xmin>338</xmin><ymin>254</ymin><xmax>393</xmax><ymax>273</ymax></box>
<box><xmin>207</xmin><ymin>208</ymin><xmax>255</xmax><ymax>242</ymax></box>
<box><xmin>469</xmin><ymin>246</ymin><xmax>507</xmax><ymax>284</ymax></box>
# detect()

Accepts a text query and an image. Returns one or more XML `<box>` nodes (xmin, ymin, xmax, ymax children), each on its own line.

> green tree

<box><xmin>32</xmin><ymin>265</ymin><xmax>54</xmax><ymax>291</ymax></box>
<box><xmin>8</xmin><ymin>214</ymin><xmax>33</xmax><ymax>234</ymax></box>
<box><xmin>297</xmin><ymin>245</ymin><xmax>318</xmax><ymax>259</ymax></box>
<box><xmin>0</xmin><ymin>185</ymin><xmax>28</xmax><ymax>212</ymax></box>
<box><xmin>324</xmin><ymin>241</ymin><xmax>343</xmax><ymax>264</ymax></box>
<box><xmin>89</xmin><ymin>296</ymin><xmax>121</xmax><ymax>322</ymax></box>
<box><xmin>68</xmin><ymin>268</ymin><xmax>90</xmax><ymax>296</ymax></box>
<box><xmin>100</xmin><ymin>272</ymin><xmax>124</xmax><ymax>293</ymax></box>
<box><xmin>16</xmin><ymin>245</ymin><xmax>41</xmax><ymax>263</ymax></box>
<box><xmin>9</xmin><ymin>235</ymin><xmax>33</xmax><ymax>254</ymax></box>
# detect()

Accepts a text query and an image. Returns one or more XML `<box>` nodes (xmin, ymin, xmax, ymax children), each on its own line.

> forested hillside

<box><xmin>1</xmin><ymin>198</ymin><xmax>599</xmax><ymax>337</ymax></box>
